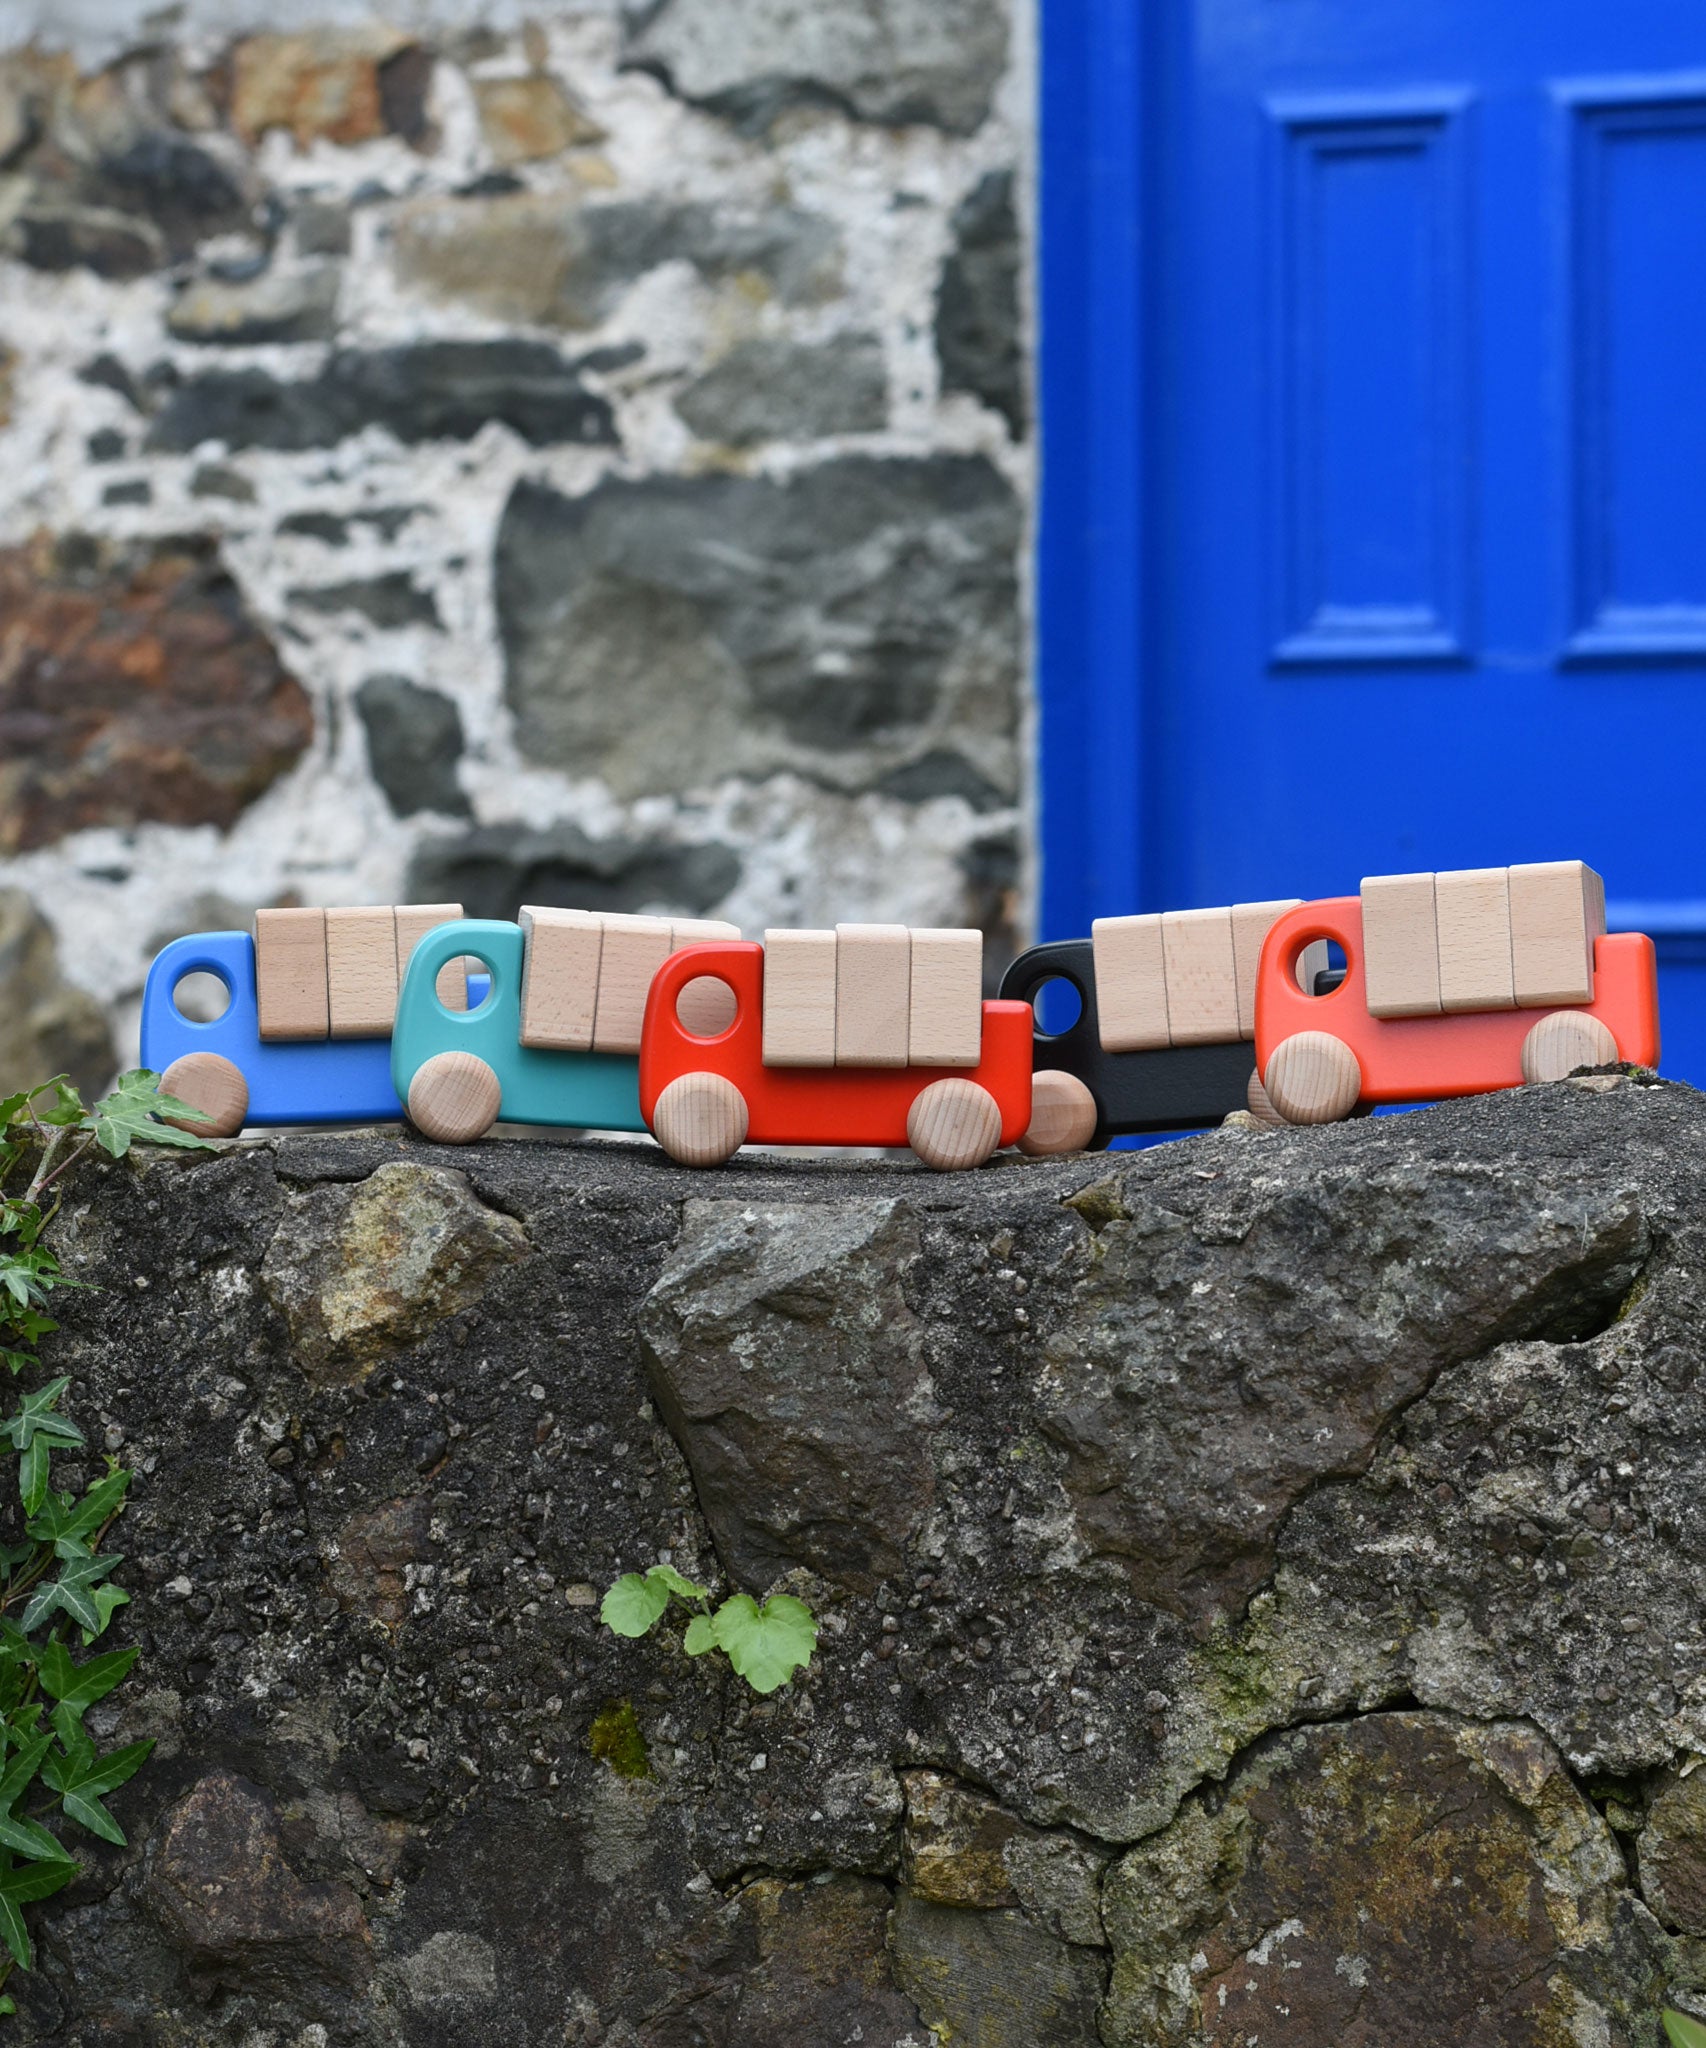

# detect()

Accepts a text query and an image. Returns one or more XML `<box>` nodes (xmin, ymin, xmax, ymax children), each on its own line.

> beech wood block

<box><xmin>326</xmin><ymin>906</ymin><xmax>400</xmax><ymax>1038</ymax></box>
<box><xmin>1262</xmin><ymin>1030</ymin><xmax>1362</xmax><ymax>1125</ymax></box>
<box><xmin>1509</xmin><ymin>860</ymin><xmax>1606</xmax><ymax>1008</ymax></box>
<box><xmin>1521</xmin><ymin>1009</ymin><xmax>1619</xmax><ymax>1085</ymax></box>
<box><xmin>519</xmin><ymin>907</ymin><xmax>603</xmax><ymax>1051</ymax></box>
<box><xmin>591</xmin><ymin>916</ymin><xmax>674</xmax><ymax>1054</ymax></box>
<box><xmin>906</xmin><ymin>1077</ymin><xmax>1003</xmax><ymax>1170</ymax></box>
<box><xmin>908</xmin><ymin>928</ymin><xmax>983</xmax><ymax>1067</ymax></box>
<box><xmin>1435</xmin><ymin>866</ymin><xmax>1515</xmax><ymax>1013</ymax></box>
<box><xmin>159</xmin><ymin>1052</ymin><xmax>248</xmax><ymax>1139</ymax></box>
<box><xmin>254</xmin><ymin>907</ymin><xmax>329</xmax><ymax>1042</ymax></box>
<box><xmin>408</xmin><ymin>1049</ymin><xmax>503</xmax><ymax>1143</ymax></box>
<box><xmin>762</xmin><ymin>930</ymin><xmax>838</xmax><ymax>1067</ymax></box>
<box><xmin>1092</xmin><ymin>913</ymin><xmax>1170</xmax><ymax>1053</ymax></box>
<box><xmin>396</xmin><ymin>903</ymin><xmax>468</xmax><ymax>1012</ymax></box>
<box><xmin>1016</xmin><ymin>1069</ymin><xmax>1098</xmax><ymax>1156</ymax></box>
<box><xmin>1295</xmin><ymin>939</ymin><xmax>1331</xmax><ymax>996</ymax></box>
<box><xmin>835</xmin><ymin>923</ymin><xmax>912</xmax><ymax>1068</ymax></box>
<box><xmin>671</xmin><ymin>919</ymin><xmax>742</xmax><ymax>1036</ymax></box>
<box><xmin>1161</xmin><ymin>906</ymin><xmax>1240</xmax><ymax>1046</ymax></box>
<box><xmin>651</xmin><ymin>1071</ymin><xmax>749</xmax><ymax>1166</ymax></box>
<box><xmin>1360</xmin><ymin>872</ymin><xmax>1441</xmax><ymax>1019</ymax></box>
<box><xmin>1231</xmin><ymin>900</ymin><xmax>1301</xmax><ymax>1039</ymax></box>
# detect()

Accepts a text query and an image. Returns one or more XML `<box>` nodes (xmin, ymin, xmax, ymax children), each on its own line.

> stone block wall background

<box><xmin>0</xmin><ymin>0</ymin><xmax>1031</xmax><ymax>1095</ymax></box>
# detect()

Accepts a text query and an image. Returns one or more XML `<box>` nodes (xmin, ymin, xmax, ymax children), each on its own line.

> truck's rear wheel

<box><xmin>1017</xmin><ymin>1070</ymin><xmax>1098</xmax><ymax>1156</ymax></box>
<box><xmin>652</xmin><ymin>1072</ymin><xmax>748</xmax><ymax>1166</ymax></box>
<box><xmin>408</xmin><ymin>1051</ymin><xmax>502</xmax><ymax>1143</ymax></box>
<box><xmin>159</xmin><ymin>1052</ymin><xmax>248</xmax><ymax>1138</ymax></box>
<box><xmin>1244</xmin><ymin>1067</ymin><xmax>1289</xmax><ymax>1128</ymax></box>
<box><xmin>1262</xmin><ymin>1031</ymin><xmax>1361</xmax><ymax>1125</ymax></box>
<box><xmin>1521</xmin><ymin>1010</ymin><xmax>1619</xmax><ymax>1084</ymax></box>
<box><xmin>908</xmin><ymin>1078</ymin><xmax>1003</xmax><ymax>1170</ymax></box>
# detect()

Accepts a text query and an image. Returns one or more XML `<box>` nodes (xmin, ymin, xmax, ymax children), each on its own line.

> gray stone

<box><xmin>675</xmin><ymin>333</ymin><xmax>887</xmax><ymax>445</ymax></box>
<box><xmin>146</xmin><ymin>340</ymin><xmax>618</xmax><ymax>453</ymax></box>
<box><xmin>100</xmin><ymin>477</ymin><xmax>150</xmax><ymax>505</ymax></box>
<box><xmin>167</xmin><ymin>262</ymin><xmax>341</xmax><ymax>345</ymax></box>
<box><xmin>294</xmin><ymin>196</ymin><xmax>352</xmax><ymax>257</ymax></box>
<box><xmin>624</xmin><ymin>0</ymin><xmax>1011</xmax><ymax>137</ymax></box>
<box><xmin>392</xmin><ymin>189</ymin><xmax>843</xmax><ymax>330</ymax></box>
<box><xmin>937</xmin><ymin>169</ymin><xmax>1024</xmax><ymax>437</ymax></box>
<box><xmin>189</xmin><ymin>462</ymin><xmax>256</xmax><ymax>503</ymax></box>
<box><xmin>0</xmin><ymin>888</ymin><xmax>116</xmax><ymax>1101</ymax></box>
<box><xmin>355</xmin><ymin>674</ymin><xmax>469</xmax><ymax>818</ymax></box>
<box><xmin>289</xmin><ymin>573</ymin><xmax>441</xmax><ymax>631</ymax></box>
<box><xmin>495</xmin><ymin>457</ymin><xmax>1020</xmax><ymax>802</ymax></box>
<box><xmin>1640</xmin><ymin>1773</ymin><xmax>1706</xmax><ymax>1934</ymax></box>
<box><xmin>890</xmin><ymin>1893</ymin><xmax>1107</xmax><ymax>2046</ymax></box>
<box><xmin>406</xmin><ymin>820</ymin><xmax>742</xmax><ymax>923</ymax></box>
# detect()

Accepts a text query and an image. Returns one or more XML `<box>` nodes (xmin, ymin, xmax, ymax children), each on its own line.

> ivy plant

<box><xmin>1666</xmin><ymin>2012</ymin><xmax>1706</xmax><ymax>2047</ymax></box>
<box><xmin>601</xmin><ymin>1563</ymin><xmax>818</xmax><ymax>1696</ymax></box>
<box><xmin>0</xmin><ymin>1072</ymin><xmax>214</xmax><ymax>2009</ymax></box>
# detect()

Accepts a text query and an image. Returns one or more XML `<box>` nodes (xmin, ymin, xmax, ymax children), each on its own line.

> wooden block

<box><xmin>1434</xmin><ymin>866</ymin><xmax>1515</xmax><ymax>1013</ymax></box>
<box><xmin>1360</xmin><ymin>873</ymin><xmax>1441</xmax><ymax>1019</ymax></box>
<box><xmin>326</xmin><ymin>906</ymin><xmax>399</xmax><ymax>1037</ymax></box>
<box><xmin>835</xmin><ymin>923</ymin><xmax>911</xmax><ymax>1068</ymax></box>
<box><xmin>1509</xmin><ymin>860</ymin><xmax>1606</xmax><ymax>1008</ymax></box>
<box><xmin>762</xmin><ymin>929</ymin><xmax>838</xmax><ymax>1067</ymax></box>
<box><xmin>519</xmin><ymin>907</ymin><xmax>603</xmax><ymax>1051</ymax></box>
<box><xmin>908</xmin><ymin>928</ymin><xmax>983</xmax><ymax>1067</ymax></box>
<box><xmin>1160</xmin><ymin>907</ymin><xmax>1239</xmax><ymax>1046</ymax></box>
<box><xmin>1091</xmin><ymin>913</ymin><xmax>1170</xmax><ymax>1053</ymax></box>
<box><xmin>255</xmin><ymin>907</ymin><xmax>328</xmax><ymax>1041</ymax></box>
<box><xmin>671</xmin><ymin>919</ymin><xmax>742</xmax><ymax>1036</ymax></box>
<box><xmin>396</xmin><ymin>903</ymin><xmax>467</xmax><ymax>1012</ymax></box>
<box><xmin>1231</xmin><ymin>901</ymin><xmax>1301</xmax><ymax>1039</ymax></box>
<box><xmin>1295</xmin><ymin>939</ymin><xmax>1332</xmax><ymax>996</ymax></box>
<box><xmin>591</xmin><ymin>914</ymin><xmax>674</xmax><ymax>1054</ymax></box>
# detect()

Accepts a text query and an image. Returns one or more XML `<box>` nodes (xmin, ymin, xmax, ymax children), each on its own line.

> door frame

<box><xmin>1035</xmin><ymin>0</ymin><xmax>1150</xmax><ymax>940</ymax></box>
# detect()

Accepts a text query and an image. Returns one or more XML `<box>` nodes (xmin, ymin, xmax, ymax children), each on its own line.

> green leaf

<box><xmin>90</xmin><ymin>1070</ymin><xmax>216</xmax><ymax>1158</ymax></box>
<box><xmin>1</xmin><ymin>1379</ymin><xmax>83</xmax><ymax>1455</ymax></box>
<box><xmin>645</xmin><ymin>1563</ymin><xmax>708</xmax><ymax>1604</ymax></box>
<box><xmin>0</xmin><ymin>1092</ymin><xmax>34</xmax><ymax>1129</ymax></box>
<box><xmin>0</xmin><ymin>1850</ymin><xmax>76</xmax><ymax>1967</ymax></box>
<box><xmin>38</xmin><ymin>1643</ymin><xmax>137</xmax><ymax>1716</ymax></box>
<box><xmin>42</xmin><ymin>1738</ymin><xmax>151</xmax><ymax>1845</ymax></box>
<box><xmin>0</xmin><ymin>1351</ymin><xmax>37</xmax><ymax>1378</ymax></box>
<box><xmin>708</xmin><ymin>1593</ymin><xmax>818</xmax><ymax>1695</ymax></box>
<box><xmin>682</xmin><ymin>1613</ymin><xmax>717</xmax><ymax>1656</ymax></box>
<box><xmin>600</xmin><ymin>1573</ymin><xmax>671</xmax><ymax>1638</ymax></box>
<box><xmin>81</xmin><ymin>1583</ymin><xmax>130</xmax><ymax>1645</ymax></box>
<box><xmin>21</xmin><ymin>1552</ymin><xmax>121</xmax><ymax>1635</ymax></box>
<box><xmin>1665</xmin><ymin>2013</ymin><xmax>1706</xmax><ymax>2048</ymax></box>
<box><xmin>27</xmin><ymin>1469</ymin><xmax>129</xmax><ymax>1559</ymax></box>
<box><xmin>35</xmin><ymin>1081</ymin><xmax>85</xmax><ymax>1130</ymax></box>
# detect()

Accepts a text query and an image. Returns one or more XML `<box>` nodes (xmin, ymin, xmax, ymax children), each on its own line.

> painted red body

<box><xmin>1253</xmin><ymin>897</ymin><xmax>1660</xmax><ymax>1104</ymax></box>
<box><xmin>640</xmin><ymin>942</ymin><xmax>1034</xmax><ymax>1148</ymax></box>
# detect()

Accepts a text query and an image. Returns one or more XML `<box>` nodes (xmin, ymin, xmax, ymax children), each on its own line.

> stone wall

<box><xmin>0</xmin><ymin>0</ymin><xmax>1031</xmax><ymax>1089</ymax></box>
<box><xmin>14</xmin><ymin>1074</ymin><xmax>1706</xmax><ymax>2042</ymax></box>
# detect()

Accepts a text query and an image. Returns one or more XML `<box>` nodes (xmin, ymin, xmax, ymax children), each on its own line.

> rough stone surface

<box><xmin>6</xmin><ymin>1079</ymin><xmax>1701</xmax><ymax>2041</ymax></box>
<box><xmin>675</xmin><ymin>332</ymin><xmax>889</xmax><ymax>445</ymax></box>
<box><xmin>938</xmin><ymin>167</ymin><xmax>1025</xmax><ymax>437</ymax></box>
<box><xmin>496</xmin><ymin>458</ymin><xmax>1021</xmax><ymax>803</ymax></box>
<box><xmin>406</xmin><ymin>820</ymin><xmax>743</xmax><ymax>922</ymax></box>
<box><xmin>356</xmin><ymin>674</ymin><xmax>471</xmax><ymax>819</ymax></box>
<box><xmin>0</xmin><ymin>888</ymin><xmax>115</xmax><ymax>1099</ymax></box>
<box><xmin>1641</xmin><ymin>1773</ymin><xmax>1706</xmax><ymax>1936</ymax></box>
<box><xmin>0</xmin><ymin>532</ymin><xmax>312</xmax><ymax>853</ymax></box>
<box><xmin>166</xmin><ymin>262</ymin><xmax>342</xmax><ymax>345</ymax></box>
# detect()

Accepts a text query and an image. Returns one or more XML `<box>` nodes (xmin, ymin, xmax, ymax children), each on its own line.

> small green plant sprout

<box><xmin>1665</xmin><ymin>2011</ymin><xmax>1706</xmax><ymax>2048</ymax></box>
<box><xmin>600</xmin><ymin>1563</ymin><xmax>818</xmax><ymax>1696</ymax></box>
<box><xmin>0</xmin><ymin>1071</ymin><xmax>216</xmax><ymax>2009</ymax></box>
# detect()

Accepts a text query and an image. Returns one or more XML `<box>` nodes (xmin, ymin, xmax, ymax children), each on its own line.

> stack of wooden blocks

<box><xmin>517</xmin><ymin>911</ymin><xmax>741</xmax><ymax>1053</ymax></box>
<box><xmin>1089</xmin><ymin>901</ymin><xmax>1325</xmax><ymax>1053</ymax></box>
<box><xmin>1361</xmin><ymin>861</ymin><xmax>1605</xmax><ymax>1016</ymax></box>
<box><xmin>760</xmin><ymin>926</ymin><xmax>984</xmax><ymax>1069</ymax></box>
<box><xmin>255</xmin><ymin>905</ymin><xmax>468</xmax><ymax>1040</ymax></box>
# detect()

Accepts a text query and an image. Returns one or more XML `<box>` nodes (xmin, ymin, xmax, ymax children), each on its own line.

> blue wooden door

<box><xmin>1040</xmin><ymin>1</ymin><xmax>1706</xmax><ymax>1080</ymax></box>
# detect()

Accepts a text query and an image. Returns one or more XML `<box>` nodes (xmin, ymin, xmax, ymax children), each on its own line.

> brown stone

<box><xmin>326</xmin><ymin>1494</ymin><xmax>434</xmax><ymax>1632</ymax></box>
<box><xmin>901</xmin><ymin>1770</ymin><xmax>1020</xmax><ymax>1908</ymax></box>
<box><xmin>0</xmin><ymin>890</ymin><xmax>115</xmax><ymax>1102</ymax></box>
<box><xmin>230</xmin><ymin>28</ymin><xmax>422</xmax><ymax>148</ymax></box>
<box><xmin>1640</xmin><ymin>1770</ymin><xmax>1706</xmax><ymax>1933</ymax></box>
<box><xmin>0</xmin><ymin>343</ymin><xmax>13</xmax><ymax>427</ymax></box>
<box><xmin>0</xmin><ymin>532</ymin><xmax>312</xmax><ymax>854</ymax></box>
<box><xmin>141</xmin><ymin>1771</ymin><xmax>371</xmax><ymax>1994</ymax></box>
<box><xmin>473</xmin><ymin>73</ymin><xmax>603</xmax><ymax>163</ymax></box>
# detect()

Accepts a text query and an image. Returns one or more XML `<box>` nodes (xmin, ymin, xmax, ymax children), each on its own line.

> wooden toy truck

<box><xmin>1252</xmin><ymin>861</ymin><xmax>1660</xmax><ymax>1123</ymax></box>
<box><xmin>1000</xmin><ymin>902</ymin><xmax>1332</xmax><ymax>1151</ymax></box>
<box><xmin>141</xmin><ymin>905</ymin><xmax>477</xmax><ymax>1136</ymax></box>
<box><xmin>393</xmin><ymin>909</ymin><xmax>742</xmax><ymax>1142</ymax></box>
<box><xmin>638</xmin><ymin>927</ymin><xmax>1033</xmax><ymax>1170</ymax></box>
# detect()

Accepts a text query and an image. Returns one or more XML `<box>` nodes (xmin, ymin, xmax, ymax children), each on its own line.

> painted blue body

<box><xmin>1041</xmin><ymin>0</ymin><xmax>1706</xmax><ymax>1081</ymax></box>
<box><xmin>391</xmin><ymin>920</ymin><xmax>647</xmax><ymax>1132</ymax></box>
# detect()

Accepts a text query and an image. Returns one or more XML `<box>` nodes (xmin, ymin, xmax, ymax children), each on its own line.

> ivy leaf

<box><xmin>21</xmin><ymin>1551</ymin><xmax>121</xmax><ymax>1635</ymax></box>
<box><xmin>0</xmin><ymin>1851</ymin><xmax>77</xmax><ymax>1968</ymax></box>
<box><xmin>27</xmin><ymin>1470</ymin><xmax>129</xmax><ymax>1559</ymax></box>
<box><xmin>90</xmin><ymin>1070</ymin><xmax>216</xmax><ymax>1158</ymax></box>
<box><xmin>708</xmin><ymin>1594</ymin><xmax>818</xmax><ymax>1695</ymax></box>
<box><xmin>41</xmin><ymin>1738</ymin><xmax>151</xmax><ymax>1846</ymax></box>
<box><xmin>600</xmin><ymin>1573</ymin><xmax>671</xmax><ymax>1638</ymax></box>
<box><xmin>38</xmin><ymin>1643</ymin><xmax>138</xmax><ymax>1718</ymax></box>
<box><xmin>4</xmin><ymin>1380</ymin><xmax>84</xmax><ymax>1515</ymax></box>
<box><xmin>645</xmin><ymin>1563</ymin><xmax>708</xmax><ymax>1604</ymax></box>
<box><xmin>35</xmin><ymin>1080</ymin><xmax>85</xmax><ymax>1130</ymax></box>
<box><xmin>81</xmin><ymin>1583</ymin><xmax>130</xmax><ymax>1645</ymax></box>
<box><xmin>682</xmin><ymin>1613</ymin><xmax>717</xmax><ymax>1656</ymax></box>
<box><xmin>1665</xmin><ymin>2014</ymin><xmax>1706</xmax><ymax>2048</ymax></box>
<box><xmin>0</xmin><ymin>1092</ymin><xmax>34</xmax><ymax>1129</ymax></box>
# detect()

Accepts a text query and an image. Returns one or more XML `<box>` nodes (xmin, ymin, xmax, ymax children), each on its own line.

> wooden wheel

<box><xmin>652</xmin><ymin>1073</ymin><xmax>748</xmax><ymax>1166</ymax></box>
<box><xmin>407</xmin><ymin>1052</ymin><xmax>502</xmax><ymax>1143</ymax></box>
<box><xmin>907</xmin><ymin>1078</ymin><xmax>1003</xmax><ymax>1171</ymax></box>
<box><xmin>1017</xmin><ymin>1070</ymin><xmax>1098</xmax><ymax>1156</ymax></box>
<box><xmin>1244</xmin><ymin>1067</ymin><xmax>1289</xmax><ymax>1129</ymax></box>
<box><xmin>1521</xmin><ymin>1010</ymin><xmax>1619</xmax><ymax>1085</ymax></box>
<box><xmin>159</xmin><ymin>1052</ymin><xmax>248</xmax><ymax>1138</ymax></box>
<box><xmin>1262</xmin><ymin>1031</ymin><xmax>1361</xmax><ymax>1125</ymax></box>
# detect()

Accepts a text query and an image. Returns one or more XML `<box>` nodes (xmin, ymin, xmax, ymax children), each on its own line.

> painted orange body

<box><xmin>640</xmin><ymin>942</ymin><xmax>1034</xmax><ymax>1147</ymax></box>
<box><xmin>1253</xmin><ymin>897</ymin><xmax>1660</xmax><ymax>1104</ymax></box>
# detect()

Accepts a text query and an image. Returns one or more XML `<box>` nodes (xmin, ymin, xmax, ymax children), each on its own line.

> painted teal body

<box><xmin>392</xmin><ymin>920</ymin><xmax>647</xmax><ymax>1132</ymax></box>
